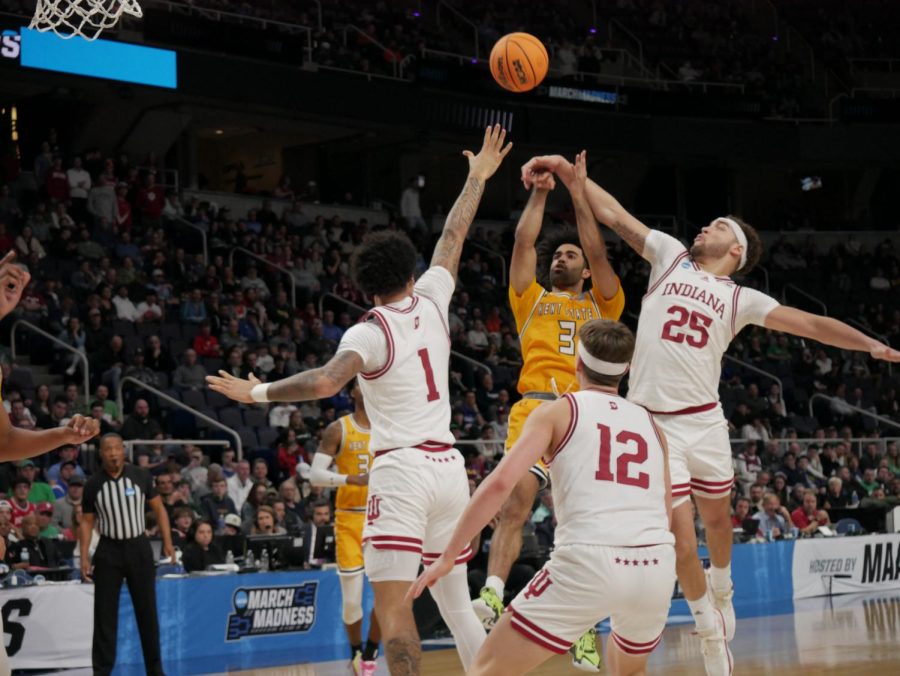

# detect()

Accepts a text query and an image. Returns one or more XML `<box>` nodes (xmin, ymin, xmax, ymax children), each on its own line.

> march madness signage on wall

<box><xmin>792</xmin><ymin>534</ymin><xmax>900</xmax><ymax>599</ymax></box>
<box><xmin>226</xmin><ymin>582</ymin><xmax>319</xmax><ymax>641</ymax></box>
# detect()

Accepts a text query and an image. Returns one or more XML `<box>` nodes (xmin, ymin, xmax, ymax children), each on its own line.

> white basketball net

<box><xmin>29</xmin><ymin>0</ymin><xmax>143</xmax><ymax>41</ymax></box>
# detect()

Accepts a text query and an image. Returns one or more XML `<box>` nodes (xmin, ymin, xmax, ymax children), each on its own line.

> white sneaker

<box><xmin>699</xmin><ymin>609</ymin><xmax>733</xmax><ymax>676</ymax></box>
<box><xmin>705</xmin><ymin>570</ymin><xmax>735</xmax><ymax>642</ymax></box>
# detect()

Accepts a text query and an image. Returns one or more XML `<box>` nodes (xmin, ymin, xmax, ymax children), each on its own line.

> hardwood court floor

<box><xmin>224</xmin><ymin>590</ymin><xmax>900</xmax><ymax>675</ymax></box>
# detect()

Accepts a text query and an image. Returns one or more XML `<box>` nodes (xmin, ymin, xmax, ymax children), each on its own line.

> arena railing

<box><xmin>722</xmin><ymin>355</ymin><xmax>783</xmax><ymax>394</ymax></box>
<box><xmin>10</xmin><ymin>319</ymin><xmax>90</xmax><ymax>407</ymax></box>
<box><xmin>436</xmin><ymin>0</ymin><xmax>480</xmax><ymax>59</ymax></box>
<box><xmin>117</xmin><ymin>376</ymin><xmax>244</xmax><ymax>460</ymax></box>
<box><xmin>808</xmin><ymin>394</ymin><xmax>900</xmax><ymax>433</ymax></box>
<box><xmin>465</xmin><ymin>240</ymin><xmax>508</xmax><ymax>288</ymax></box>
<box><xmin>121</xmin><ymin>438</ymin><xmax>230</xmax><ymax>464</ymax></box>
<box><xmin>317</xmin><ymin>292</ymin><xmax>492</xmax><ymax>375</ymax></box>
<box><xmin>340</xmin><ymin>24</ymin><xmax>403</xmax><ymax>79</ymax></box>
<box><xmin>782</xmin><ymin>284</ymin><xmax>827</xmax><ymax>315</ymax></box>
<box><xmin>173</xmin><ymin>217</ymin><xmax>208</xmax><ymax>266</ymax></box>
<box><xmin>227</xmin><ymin>247</ymin><xmax>296</xmax><ymax>309</ymax></box>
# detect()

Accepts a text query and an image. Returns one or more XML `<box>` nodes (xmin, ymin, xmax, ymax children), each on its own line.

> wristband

<box><xmin>250</xmin><ymin>383</ymin><xmax>271</xmax><ymax>403</ymax></box>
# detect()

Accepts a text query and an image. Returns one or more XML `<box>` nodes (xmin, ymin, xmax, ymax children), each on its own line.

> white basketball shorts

<box><xmin>362</xmin><ymin>445</ymin><xmax>473</xmax><ymax>582</ymax></box>
<box><xmin>507</xmin><ymin>543</ymin><xmax>676</xmax><ymax>656</ymax></box>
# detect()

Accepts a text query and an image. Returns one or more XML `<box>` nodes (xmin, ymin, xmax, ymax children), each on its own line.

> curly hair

<box><xmin>535</xmin><ymin>226</ymin><xmax>589</xmax><ymax>290</ymax></box>
<box><xmin>351</xmin><ymin>231</ymin><xmax>417</xmax><ymax>299</ymax></box>
<box><xmin>729</xmin><ymin>215</ymin><xmax>763</xmax><ymax>276</ymax></box>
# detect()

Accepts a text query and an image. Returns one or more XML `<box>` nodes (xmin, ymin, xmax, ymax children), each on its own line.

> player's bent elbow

<box><xmin>313</xmin><ymin>377</ymin><xmax>340</xmax><ymax>400</ymax></box>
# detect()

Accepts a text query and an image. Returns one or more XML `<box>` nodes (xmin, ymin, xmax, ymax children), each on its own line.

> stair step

<box><xmin>33</xmin><ymin>374</ymin><xmax>62</xmax><ymax>387</ymax></box>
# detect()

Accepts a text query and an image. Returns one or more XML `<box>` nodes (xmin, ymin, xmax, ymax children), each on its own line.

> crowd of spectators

<box><xmin>0</xmin><ymin>123</ymin><xmax>897</xmax><ymax>581</ymax></box>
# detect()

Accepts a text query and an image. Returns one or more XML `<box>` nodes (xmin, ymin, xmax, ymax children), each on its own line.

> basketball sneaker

<box><xmin>360</xmin><ymin>659</ymin><xmax>378</xmax><ymax>675</ymax></box>
<box><xmin>705</xmin><ymin>570</ymin><xmax>735</xmax><ymax>642</ymax></box>
<box><xmin>351</xmin><ymin>650</ymin><xmax>363</xmax><ymax>676</ymax></box>
<box><xmin>698</xmin><ymin>609</ymin><xmax>733</xmax><ymax>676</ymax></box>
<box><xmin>472</xmin><ymin>586</ymin><xmax>504</xmax><ymax>629</ymax></box>
<box><xmin>570</xmin><ymin>627</ymin><xmax>602</xmax><ymax>672</ymax></box>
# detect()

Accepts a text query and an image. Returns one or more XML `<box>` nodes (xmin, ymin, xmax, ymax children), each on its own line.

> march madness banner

<box><xmin>792</xmin><ymin>534</ymin><xmax>900</xmax><ymax>599</ymax></box>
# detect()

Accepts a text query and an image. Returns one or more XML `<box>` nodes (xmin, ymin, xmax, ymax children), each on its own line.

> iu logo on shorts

<box><xmin>367</xmin><ymin>495</ymin><xmax>382</xmax><ymax>524</ymax></box>
<box><xmin>523</xmin><ymin>568</ymin><xmax>552</xmax><ymax>600</ymax></box>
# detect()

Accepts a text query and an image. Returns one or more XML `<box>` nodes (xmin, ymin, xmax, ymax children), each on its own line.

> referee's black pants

<box><xmin>92</xmin><ymin>535</ymin><xmax>164</xmax><ymax>676</ymax></box>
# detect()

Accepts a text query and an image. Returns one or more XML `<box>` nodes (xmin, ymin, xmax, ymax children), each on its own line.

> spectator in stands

<box><xmin>173</xmin><ymin>349</ymin><xmax>207</xmax><ymax>390</ymax></box>
<box><xmin>181</xmin><ymin>520</ymin><xmax>225</xmax><ymax>572</ymax></box>
<box><xmin>753</xmin><ymin>493</ymin><xmax>794</xmax><ymax>540</ymax></box>
<box><xmin>21</xmin><ymin>461</ymin><xmax>54</xmax><ymax>505</ymax></box>
<box><xmin>124</xmin><ymin>349</ymin><xmax>161</xmax><ymax>389</ymax></box>
<box><xmin>857</xmin><ymin>468</ymin><xmax>880</xmax><ymax>497</ymax></box>
<box><xmin>88</xmin><ymin>401</ymin><xmax>117</xmax><ymax>437</ymax></box>
<box><xmin>170</xmin><ymin>506</ymin><xmax>194</xmax><ymax>548</ymax></box>
<box><xmin>137</xmin><ymin>172</ymin><xmax>165</xmax><ymax>225</ymax></box>
<box><xmin>53</xmin><ymin>475</ymin><xmax>84</xmax><ymax>530</ymax></box>
<box><xmin>220</xmin><ymin>449</ymin><xmax>237</xmax><ymax>478</ymax></box>
<box><xmin>67</xmin><ymin>156</ymin><xmax>91</xmax><ymax>219</ymax></box>
<box><xmin>250</xmin><ymin>505</ymin><xmax>285</xmax><ymax>536</ymax></box>
<box><xmin>251</xmin><ymin>459</ymin><xmax>272</xmax><ymax>488</ymax></box>
<box><xmin>121</xmin><ymin>399</ymin><xmax>163</xmax><ymax>441</ymax></box>
<box><xmin>112</xmin><ymin>285</ymin><xmax>140</xmax><ymax>322</ymax></box>
<box><xmin>240</xmin><ymin>482</ymin><xmax>269</xmax><ymax>524</ymax></box>
<box><xmin>227</xmin><ymin>460</ymin><xmax>253</xmax><ymax>511</ymax></box>
<box><xmin>400</xmin><ymin>177</ymin><xmax>426</xmax><ymax>233</ymax></box>
<box><xmin>272</xmin><ymin>499</ymin><xmax>302</xmax><ymax>536</ymax></box>
<box><xmin>240</xmin><ymin>266</ymin><xmax>270</xmax><ymax>300</ymax></box>
<box><xmin>9</xmin><ymin>400</ymin><xmax>37</xmax><ymax>430</ymax></box>
<box><xmin>201</xmin><ymin>477</ymin><xmax>237</xmax><ymax>531</ymax></box>
<box><xmin>51</xmin><ymin>461</ymin><xmax>79</xmax><ymax>499</ymax></box>
<box><xmin>791</xmin><ymin>490</ymin><xmax>829</xmax><ymax>536</ymax></box>
<box><xmin>731</xmin><ymin>497</ymin><xmax>752</xmax><ymax>527</ymax></box>
<box><xmin>278</xmin><ymin>480</ymin><xmax>304</xmax><ymax>520</ymax></box>
<box><xmin>47</xmin><ymin>445</ymin><xmax>86</xmax><ymax>486</ymax></box>
<box><xmin>181</xmin><ymin>289</ymin><xmax>207</xmax><ymax>324</ymax></box>
<box><xmin>859</xmin><ymin>442</ymin><xmax>883</xmax><ymax>472</ymax></box>
<box><xmin>36</xmin><ymin>502</ymin><xmax>61</xmax><ymax>539</ymax></box>
<box><xmin>735</xmin><ymin>441</ymin><xmax>762</xmax><ymax>496</ymax></box>
<box><xmin>6</xmin><ymin>514</ymin><xmax>50</xmax><ymax>569</ymax></box>
<box><xmin>192</xmin><ymin>321</ymin><xmax>220</xmax><ymax>358</ymax></box>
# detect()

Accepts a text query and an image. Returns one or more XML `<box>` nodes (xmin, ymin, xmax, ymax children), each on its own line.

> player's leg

<box><xmin>607</xmin><ymin>543</ymin><xmax>676</xmax><ymax>676</ymax></box>
<box><xmin>476</xmin><ymin>470</ymin><xmax>540</xmax><ymax>616</ymax></box>
<box><xmin>337</xmin><ymin>511</ymin><xmax>370</xmax><ymax>673</ymax></box>
<box><xmin>364</xmin><ymin>608</ymin><xmax>382</xmax><ymax>666</ymax></box>
<box><xmin>467</xmin><ymin>612</ymin><xmax>557</xmax><ymax>676</ymax></box>
<box><xmin>370</xmin><ymin>579</ymin><xmax>420</xmax><ymax>675</ymax></box>
<box><xmin>426</xmin><ymin>454</ymin><xmax>487</xmax><ymax>670</ymax></box>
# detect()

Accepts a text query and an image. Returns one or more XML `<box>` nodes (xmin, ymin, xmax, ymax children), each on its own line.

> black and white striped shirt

<box><xmin>83</xmin><ymin>465</ymin><xmax>157</xmax><ymax>540</ymax></box>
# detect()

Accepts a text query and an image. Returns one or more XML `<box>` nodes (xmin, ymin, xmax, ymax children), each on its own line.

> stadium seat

<box><xmin>8</xmin><ymin>367</ymin><xmax>34</xmax><ymax>392</ymax></box>
<box><xmin>168</xmin><ymin>338</ymin><xmax>189</xmax><ymax>357</ymax></box>
<box><xmin>201</xmin><ymin>357</ymin><xmax>223</xmax><ymax>374</ymax></box>
<box><xmin>112</xmin><ymin>320</ymin><xmax>136</xmax><ymax>338</ymax></box>
<box><xmin>257</xmin><ymin>427</ymin><xmax>280</xmax><ymax>449</ymax></box>
<box><xmin>243</xmin><ymin>408</ymin><xmax>268</xmax><ymax>429</ymax></box>
<box><xmin>237</xmin><ymin>427</ymin><xmax>259</xmax><ymax>450</ymax></box>
<box><xmin>180</xmin><ymin>389</ymin><xmax>205</xmax><ymax>410</ymax></box>
<box><xmin>206</xmin><ymin>390</ymin><xmax>231</xmax><ymax>410</ymax></box>
<box><xmin>161</xmin><ymin>323</ymin><xmax>181</xmax><ymax>341</ymax></box>
<box><xmin>218</xmin><ymin>408</ymin><xmax>244</xmax><ymax>429</ymax></box>
<box><xmin>154</xmin><ymin>372</ymin><xmax>170</xmax><ymax>389</ymax></box>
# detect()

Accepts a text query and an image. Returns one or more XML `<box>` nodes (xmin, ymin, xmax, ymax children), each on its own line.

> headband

<box><xmin>577</xmin><ymin>342</ymin><xmax>629</xmax><ymax>377</ymax></box>
<box><xmin>718</xmin><ymin>217</ymin><xmax>748</xmax><ymax>270</ymax></box>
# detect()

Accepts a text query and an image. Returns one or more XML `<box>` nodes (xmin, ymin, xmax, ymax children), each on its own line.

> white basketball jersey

<box><xmin>338</xmin><ymin>267</ymin><xmax>456</xmax><ymax>452</ymax></box>
<box><xmin>545</xmin><ymin>390</ymin><xmax>674</xmax><ymax>548</ymax></box>
<box><xmin>628</xmin><ymin>231</ymin><xmax>779</xmax><ymax>413</ymax></box>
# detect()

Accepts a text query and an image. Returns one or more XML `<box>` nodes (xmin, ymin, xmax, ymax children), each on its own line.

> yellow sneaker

<box><xmin>472</xmin><ymin>586</ymin><xmax>504</xmax><ymax>629</ymax></box>
<box><xmin>570</xmin><ymin>627</ymin><xmax>603</xmax><ymax>672</ymax></box>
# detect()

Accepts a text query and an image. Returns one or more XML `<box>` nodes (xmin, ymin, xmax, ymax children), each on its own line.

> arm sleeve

<box><xmin>643</xmin><ymin>230</ymin><xmax>689</xmax><ymax>287</ymax></box>
<box><xmin>508</xmin><ymin>279</ymin><xmax>544</xmax><ymax>333</ymax></box>
<box><xmin>335</xmin><ymin>322</ymin><xmax>389</xmax><ymax>373</ymax></box>
<box><xmin>309</xmin><ymin>452</ymin><xmax>348</xmax><ymax>488</ymax></box>
<box><xmin>414</xmin><ymin>266</ymin><xmax>456</xmax><ymax>314</ymax></box>
<box><xmin>734</xmin><ymin>287</ymin><xmax>781</xmax><ymax>334</ymax></box>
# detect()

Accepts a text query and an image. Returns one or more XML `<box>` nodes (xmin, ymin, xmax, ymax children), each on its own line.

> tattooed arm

<box><xmin>206</xmin><ymin>351</ymin><xmax>363</xmax><ymax>403</ymax></box>
<box><xmin>521</xmin><ymin>154</ymin><xmax>651</xmax><ymax>258</ymax></box>
<box><xmin>431</xmin><ymin>124</ymin><xmax>513</xmax><ymax>280</ymax></box>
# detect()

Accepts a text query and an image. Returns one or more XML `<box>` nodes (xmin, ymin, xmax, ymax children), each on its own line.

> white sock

<box><xmin>709</xmin><ymin>564</ymin><xmax>732</xmax><ymax>593</ymax></box>
<box><xmin>485</xmin><ymin>575</ymin><xmax>505</xmax><ymax>598</ymax></box>
<box><xmin>431</xmin><ymin>567</ymin><xmax>487</xmax><ymax>670</ymax></box>
<box><xmin>687</xmin><ymin>596</ymin><xmax>717</xmax><ymax>635</ymax></box>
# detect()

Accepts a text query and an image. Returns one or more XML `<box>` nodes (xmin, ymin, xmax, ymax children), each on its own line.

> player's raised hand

<box><xmin>531</xmin><ymin>170</ymin><xmax>556</xmax><ymax>192</ymax></box>
<box><xmin>871</xmin><ymin>344</ymin><xmax>900</xmax><ymax>362</ymax></box>
<box><xmin>520</xmin><ymin>154</ymin><xmax>574</xmax><ymax>189</ymax></box>
<box><xmin>559</xmin><ymin>150</ymin><xmax>589</xmax><ymax>199</ymax></box>
<box><xmin>0</xmin><ymin>251</ymin><xmax>30</xmax><ymax>321</ymax></box>
<box><xmin>206</xmin><ymin>371</ymin><xmax>261</xmax><ymax>404</ymax></box>
<box><xmin>406</xmin><ymin>554</ymin><xmax>455</xmax><ymax>601</ymax></box>
<box><xmin>464</xmin><ymin>124</ymin><xmax>513</xmax><ymax>181</ymax></box>
<box><xmin>63</xmin><ymin>414</ymin><xmax>101</xmax><ymax>444</ymax></box>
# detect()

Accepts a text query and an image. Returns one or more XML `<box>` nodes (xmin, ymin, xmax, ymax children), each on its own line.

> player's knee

<box><xmin>342</xmin><ymin>598</ymin><xmax>363</xmax><ymax>625</ymax></box>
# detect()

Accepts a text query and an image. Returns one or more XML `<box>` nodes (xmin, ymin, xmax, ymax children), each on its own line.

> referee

<box><xmin>80</xmin><ymin>433</ymin><xmax>175</xmax><ymax>676</ymax></box>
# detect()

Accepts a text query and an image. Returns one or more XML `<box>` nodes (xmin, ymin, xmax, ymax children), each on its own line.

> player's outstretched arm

<box><xmin>764</xmin><ymin>306</ymin><xmax>900</xmax><ymax>362</ymax></box>
<box><xmin>559</xmin><ymin>151</ymin><xmax>621</xmax><ymax>300</ymax></box>
<box><xmin>431</xmin><ymin>124</ymin><xmax>513</xmax><ymax>281</ymax></box>
<box><xmin>510</xmin><ymin>177</ymin><xmax>555</xmax><ymax>295</ymax></box>
<box><xmin>206</xmin><ymin>351</ymin><xmax>364</xmax><ymax>404</ymax></box>
<box><xmin>522</xmin><ymin>155</ymin><xmax>652</xmax><ymax>257</ymax></box>
<box><xmin>407</xmin><ymin>400</ymin><xmax>567</xmax><ymax>599</ymax></box>
<box><xmin>0</xmin><ymin>408</ymin><xmax>99</xmax><ymax>462</ymax></box>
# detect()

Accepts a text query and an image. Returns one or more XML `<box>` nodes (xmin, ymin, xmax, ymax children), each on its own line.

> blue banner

<box><xmin>19</xmin><ymin>28</ymin><xmax>177</xmax><ymax>89</ymax></box>
<box><xmin>113</xmin><ymin>571</ymin><xmax>373</xmax><ymax>674</ymax></box>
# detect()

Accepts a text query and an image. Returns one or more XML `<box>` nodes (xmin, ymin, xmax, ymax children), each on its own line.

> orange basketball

<box><xmin>490</xmin><ymin>32</ymin><xmax>549</xmax><ymax>93</ymax></box>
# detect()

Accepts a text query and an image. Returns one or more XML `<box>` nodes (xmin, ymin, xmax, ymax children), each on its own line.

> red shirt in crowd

<box><xmin>193</xmin><ymin>334</ymin><xmax>220</xmax><ymax>358</ymax></box>
<box><xmin>10</xmin><ymin>499</ymin><xmax>35</xmax><ymax>528</ymax></box>
<box><xmin>46</xmin><ymin>169</ymin><xmax>69</xmax><ymax>202</ymax></box>
<box><xmin>791</xmin><ymin>507</ymin><xmax>816</xmax><ymax>529</ymax></box>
